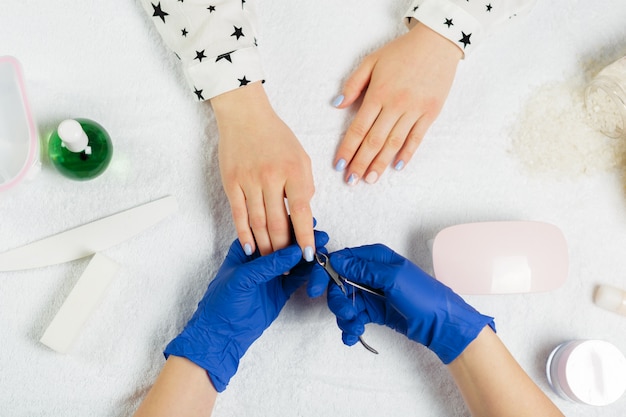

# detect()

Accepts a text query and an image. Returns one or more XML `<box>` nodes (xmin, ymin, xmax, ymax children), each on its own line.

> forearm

<box><xmin>447</xmin><ymin>327</ymin><xmax>564</xmax><ymax>417</ymax></box>
<box><xmin>138</xmin><ymin>0</ymin><xmax>264</xmax><ymax>100</ymax></box>
<box><xmin>133</xmin><ymin>356</ymin><xmax>218</xmax><ymax>417</ymax></box>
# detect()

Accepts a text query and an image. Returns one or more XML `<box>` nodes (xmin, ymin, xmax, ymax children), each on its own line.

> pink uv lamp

<box><xmin>432</xmin><ymin>221</ymin><xmax>569</xmax><ymax>295</ymax></box>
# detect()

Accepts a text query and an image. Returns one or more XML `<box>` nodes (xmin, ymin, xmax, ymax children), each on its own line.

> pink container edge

<box><xmin>0</xmin><ymin>55</ymin><xmax>41</xmax><ymax>193</ymax></box>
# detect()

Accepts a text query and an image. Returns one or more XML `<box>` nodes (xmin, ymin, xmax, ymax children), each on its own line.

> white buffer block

<box><xmin>40</xmin><ymin>253</ymin><xmax>119</xmax><ymax>353</ymax></box>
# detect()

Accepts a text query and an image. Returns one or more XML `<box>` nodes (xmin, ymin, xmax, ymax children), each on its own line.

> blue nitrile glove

<box><xmin>325</xmin><ymin>244</ymin><xmax>495</xmax><ymax>364</ymax></box>
<box><xmin>164</xmin><ymin>230</ymin><xmax>329</xmax><ymax>392</ymax></box>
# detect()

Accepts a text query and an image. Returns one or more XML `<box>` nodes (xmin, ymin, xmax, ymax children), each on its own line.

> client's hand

<box><xmin>324</xmin><ymin>244</ymin><xmax>494</xmax><ymax>364</ymax></box>
<box><xmin>333</xmin><ymin>23</ymin><xmax>462</xmax><ymax>184</ymax></box>
<box><xmin>164</xmin><ymin>230</ymin><xmax>329</xmax><ymax>391</ymax></box>
<box><xmin>213</xmin><ymin>82</ymin><xmax>316</xmax><ymax>258</ymax></box>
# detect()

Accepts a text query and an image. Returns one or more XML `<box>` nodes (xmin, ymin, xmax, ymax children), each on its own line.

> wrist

<box><xmin>210</xmin><ymin>81</ymin><xmax>271</xmax><ymax>119</ymax></box>
<box><xmin>425</xmin><ymin>291</ymin><xmax>495</xmax><ymax>364</ymax></box>
<box><xmin>407</xmin><ymin>22</ymin><xmax>464</xmax><ymax>61</ymax></box>
<box><xmin>164</xmin><ymin>327</ymin><xmax>250</xmax><ymax>392</ymax></box>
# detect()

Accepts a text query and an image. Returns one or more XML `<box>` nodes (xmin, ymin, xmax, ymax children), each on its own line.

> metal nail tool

<box><xmin>315</xmin><ymin>253</ymin><xmax>384</xmax><ymax>355</ymax></box>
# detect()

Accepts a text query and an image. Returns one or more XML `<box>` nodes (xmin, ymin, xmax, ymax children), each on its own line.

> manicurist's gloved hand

<box><xmin>164</xmin><ymin>230</ymin><xmax>329</xmax><ymax>392</ymax></box>
<box><xmin>325</xmin><ymin>244</ymin><xmax>495</xmax><ymax>364</ymax></box>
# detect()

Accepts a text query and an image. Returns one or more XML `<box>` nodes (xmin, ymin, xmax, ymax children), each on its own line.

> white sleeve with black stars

<box><xmin>139</xmin><ymin>0</ymin><xmax>263</xmax><ymax>101</ymax></box>
<box><xmin>404</xmin><ymin>0</ymin><xmax>537</xmax><ymax>57</ymax></box>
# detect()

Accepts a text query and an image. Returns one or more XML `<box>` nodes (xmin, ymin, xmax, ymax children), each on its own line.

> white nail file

<box><xmin>0</xmin><ymin>195</ymin><xmax>177</xmax><ymax>271</ymax></box>
<box><xmin>40</xmin><ymin>253</ymin><xmax>119</xmax><ymax>354</ymax></box>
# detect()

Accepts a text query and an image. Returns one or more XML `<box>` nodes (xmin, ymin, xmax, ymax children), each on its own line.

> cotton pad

<box><xmin>432</xmin><ymin>221</ymin><xmax>568</xmax><ymax>294</ymax></box>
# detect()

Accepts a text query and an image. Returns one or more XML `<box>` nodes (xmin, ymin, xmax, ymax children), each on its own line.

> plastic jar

<box><xmin>546</xmin><ymin>339</ymin><xmax>626</xmax><ymax>406</ymax></box>
<box><xmin>584</xmin><ymin>56</ymin><xmax>626</xmax><ymax>139</ymax></box>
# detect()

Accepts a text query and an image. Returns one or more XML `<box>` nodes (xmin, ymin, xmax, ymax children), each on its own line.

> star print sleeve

<box><xmin>139</xmin><ymin>0</ymin><xmax>263</xmax><ymax>101</ymax></box>
<box><xmin>404</xmin><ymin>0</ymin><xmax>537</xmax><ymax>57</ymax></box>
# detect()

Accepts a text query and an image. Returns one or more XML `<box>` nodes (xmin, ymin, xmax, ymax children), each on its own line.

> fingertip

<box><xmin>313</xmin><ymin>229</ymin><xmax>330</xmax><ymax>248</ymax></box>
<box><xmin>276</xmin><ymin>244</ymin><xmax>307</xmax><ymax>269</ymax></box>
<box><xmin>342</xmin><ymin>333</ymin><xmax>359</xmax><ymax>347</ymax></box>
<box><xmin>328</xmin><ymin>291</ymin><xmax>357</xmax><ymax>320</ymax></box>
<box><xmin>303</xmin><ymin>246</ymin><xmax>314</xmax><ymax>262</ymax></box>
<box><xmin>364</xmin><ymin>171</ymin><xmax>379</xmax><ymax>185</ymax></box>
<box><xmin>306</xmin><ymin>278</ymin><xmax>327</xmax><ymax>298</ymax></box>
<box><xmin>336</xmin><ymin>304</ymin><xmax>357</xmax><ymax>321</ymax></box>
<box><xmin>242</xmin><ymin>241</ymin><xmax>254</xmax><ymax>256</ymax></box>
<box><xmin>334</xmin><ymin>158</ymin><xmax>347</xmax><ymax>172</ymax></box>
<box><xmin>346</xmin><ymin>173</ymin><xmax>359</xmax><ymax>186</ymax></box>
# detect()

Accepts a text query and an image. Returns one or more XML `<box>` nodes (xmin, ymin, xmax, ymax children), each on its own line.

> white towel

<box><xmin>0</xmin><ymin>1</ymin><xmax>625</xmax><ymax>416</ymax></box>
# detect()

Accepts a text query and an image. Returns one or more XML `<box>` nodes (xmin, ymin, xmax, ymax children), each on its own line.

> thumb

<box><xmin>241</xmin><ymin>245</ymin><xmax>303</xmax><ymax>286</ymax></box>
<box><xmin>329</xmin><ymin>245</ymin><xmax>401</xmax><ymax>291</ymax></box>
<box><xmin>336</xmin><ymin>57</ymin><xmax>375</xmax><ymax>108</ymax></box>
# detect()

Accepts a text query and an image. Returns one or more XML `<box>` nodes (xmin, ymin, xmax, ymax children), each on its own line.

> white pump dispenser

<box><xmin>57</xmin><ymin>119</ymin><xmax>91</xmax><ymax>154</ymax></box>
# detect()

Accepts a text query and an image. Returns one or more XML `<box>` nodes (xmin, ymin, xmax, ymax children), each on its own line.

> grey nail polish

<box><xmin>332</xmin><ymin>94</ymin><xmax>344</xmax><ymax>108</ymax></box>
<box><xmin>244</xmin><ymin>243</ymin><xmax>253</xmax><ymax>256</ymax></box>
<box><xmin>334</xmin><ymin>158</ymin><xmax>347</xmax><ymax>171</ymax></box>
<box><xmin>304</xmin><ymin>246</ymin><xmax>314</xmax><ymax>262</ymax></box>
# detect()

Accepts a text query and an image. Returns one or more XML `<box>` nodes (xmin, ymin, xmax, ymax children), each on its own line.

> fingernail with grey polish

<box><xmin>304</xmin><ymin>246</ymin><xmax>315</xmax><ymax>262</ymax></box>
<box><xmin>347</xmin><ymin>173</ymin><xmax>359</xmax><ymax>186</ymax></box>
<box><xmin>334</xmin><ymin>158</ymin><xmax>346</xmax><ymax>171</ymax></box>
<box><xmin>332</xmin><ymin>94</ymin><xmax>344</xmax><ymax>108</ymax></box>
<box><xmin>394</xmin><ymin>160</ymin><xmax>405</xmax><ymax>171</ymax></box>
<box><xmin>244</xmin><ymin>243</ymin><xmax>253</xmax><ymax>256</ymax></box>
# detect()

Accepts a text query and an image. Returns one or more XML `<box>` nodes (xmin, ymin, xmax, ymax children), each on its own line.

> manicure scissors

<box><xmin>315</xmin><ymin>253</ymin><xmax>384</xmax><ymax>354</ymax></box>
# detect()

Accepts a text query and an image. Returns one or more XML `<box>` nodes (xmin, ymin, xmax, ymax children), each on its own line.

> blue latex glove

<box><xmin>325</xmin><ymin>244</ymin><xmax>495</xmax><ymax>364</ymax></box>
<box><xmin>164</xmin><ymin>230</ymin><xmax>329</xmax><ymax>392</ymax></box>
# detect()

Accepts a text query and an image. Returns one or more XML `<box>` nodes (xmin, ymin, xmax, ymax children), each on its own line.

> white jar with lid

<box><xmin>585</xmin><ymin>56</ymin><xmax>626</xmax><ymax>139</ymax></box>
<box><xmin>546</xmin><ymin>339</ymin><xmax>626</xmax><ymax>406</ymax></box>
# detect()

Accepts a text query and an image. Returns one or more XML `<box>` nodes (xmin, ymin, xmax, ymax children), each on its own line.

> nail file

<box><xmin>0</xmin><ymin>195</ymin><xmax>178</xmax><ymax>271</ymax></box>
<box><xmin>40</xmin><ymin>253</ymin><xmax>119</xmax><ymax>353</ymax></box>
<box><xmin>432</xmin><ymin>221</ymin><xmax>568</xmax><ymax>294</ymax></box>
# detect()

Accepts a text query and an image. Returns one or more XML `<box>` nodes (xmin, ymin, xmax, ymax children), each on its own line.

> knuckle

<box><xmin>407</xmin><ymin>131</ymin><xmax>424</xmax><ymax>146</ymax></box>
<box><xmin>387</xmin><ymin>134</ymin><xmax>406</xmax><ymax>150</ymax></box>
<box><xmin>291</xmin><ymin>154</ymin><xmax>312</xmax><ymax>174</ymax></box>
<box><xmin>259</xmin><ymin>166</ymin><xmax>281</xmax><ymax>184</ymax></box>
<box><xmin>235</xmin><ymin>223</ymin><xmax>251</xmax><ymax>237</ymax></box>
<box><xmin>422</xmin><ymin>96</ymin><xmax>444</xmax><ymax>114</ymax></box>
<box><xmin>267</xmin><ymin>221</ymin><xmax>288</xmax><ymax>236</ymax></box>
<box><xmin>230</xmin><ymin>204</ymin><xmax>248</xmax><ymax>221</ymax></box>
<box><xmin>248</xmin><ymin>215</ymin><xmax>267</xmax><ymax>230</ymax></box>
<box><xmin>289</xmin><ymin>199</ymin><xmax>311</xmax><ymax>216</ymax></box>
<box><xmin>344</xmin><ymin>77</ymin><xmax>360</xmax><ymax>93</ymax></box>
<box><xmin>347</xmin><ymin>122</ymin><xmax>371</xmax><ymax>139</ymax></box>
<box><xmin>364</xmin><ymin>133</ymin><xmax>385</xmax><ymax>149</ymax></box>
<box><xmin>391</xmin><ymin>90</ymin><xmax>412</xmax><ymax>109</ymax></box>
